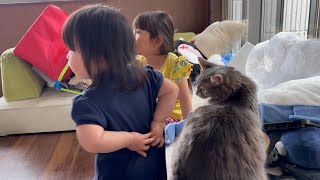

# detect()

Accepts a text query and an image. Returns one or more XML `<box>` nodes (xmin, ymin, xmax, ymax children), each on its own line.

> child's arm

<box><xmin>177</xmin><ymin>77</ymin><xmax>192</xmax><ymax>119</ymax></box>
<box><xmin>150</xmin><ymin>78</ymin><xmax>179</xmax><ymax>147</ymax></box>
<box><xmin>76</xmin><ymin>124</ymin><xmax>155</xmax><ymax>157</ymax></box>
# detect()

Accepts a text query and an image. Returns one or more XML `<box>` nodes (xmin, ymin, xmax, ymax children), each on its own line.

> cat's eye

<box><xmin>202</xmin><ymin>89</ymin><xmax>207</xmax><ymax>92</ymax></box>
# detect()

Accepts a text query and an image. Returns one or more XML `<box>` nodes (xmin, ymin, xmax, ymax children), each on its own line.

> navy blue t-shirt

<box><xmin>71</xmin><ymin>66</ymin><xmax>167</xmax><ymax>180</ymax></box>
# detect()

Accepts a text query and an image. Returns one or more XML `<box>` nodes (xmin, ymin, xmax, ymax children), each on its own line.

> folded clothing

<box><xmin>165</xmin><ymin>119</ymin><xmax>186</xmax><ymax>145</ymax></box>
<box><xmin>259</xmin><ymin>104</ymin><xmax>320</xmax><ymax>124</ymax></box>
<box><xmin>290</xmin><ymin>105</ymin><xmax>320</xmax><ymax>123</ymax></box>
<box><xmin>165</xmin><ymin>112</ymin><xmax>192</xmax><ymax>145</ymax></box>
<box><xmin>258</xmin><ymin>75</ymin><xmax>320</xmax><ymax>124</ymax></box>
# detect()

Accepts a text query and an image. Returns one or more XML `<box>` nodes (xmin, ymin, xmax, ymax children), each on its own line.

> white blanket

<box><xmin>246</xmin><ymin>32</ymin><xmax>320</xmax><ymax>90</ymax></box>
<box><xmin>258</xmin><ymin>76</ymin><xmax>320</xmax><ymax>106</ymax></box>
<box><xmin>228</xmin><ymin>33</ymin><xmax>320</xmax><ymax>106</ymax></box>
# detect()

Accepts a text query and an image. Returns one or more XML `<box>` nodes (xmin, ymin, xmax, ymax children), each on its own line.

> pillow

<box><xmin>13</xmin><ymin>5</ymin><xmax>72</xmax><ymax>82</ymax></box>
<box><xmin>1</xmin><ymin>48</ymin><xmax>45</xmax><ymax>102</ymax></box>
<box><xmin>191</xmin><ymin>20</ymin><xmax>246</xmax><ymax>58</ymax></box>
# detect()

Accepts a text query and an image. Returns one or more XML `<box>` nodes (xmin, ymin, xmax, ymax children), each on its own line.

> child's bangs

<box><xmin>133</xmin><ymin>14</ymin><xmax>149</xmax><ymax>31</ymax></box>
<box><xmin>62</xmin><ymin>18</ymin><xmax>77</xmax><ymax>51</ymax></box>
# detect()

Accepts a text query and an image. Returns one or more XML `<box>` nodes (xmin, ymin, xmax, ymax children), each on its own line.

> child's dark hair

<box><xmin>133</xmin><ymin>11</ymin><xmax>193</xmax><ymax>94</ymax></box>
<box><xmin>133</xmin><ymin>11</ymin><xmax>175</xmax><ymax>55</ymax></box>
<box><xmin>63</xmin><ymin>4</ymin><xmax>146</xmax><ymax>90</ymax></box>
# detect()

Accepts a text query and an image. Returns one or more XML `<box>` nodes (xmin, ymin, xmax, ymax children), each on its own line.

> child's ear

<box><xmin>152</xmin><ymin>36</ymin><xmax>163</xmax><ymax>49</ymax></box>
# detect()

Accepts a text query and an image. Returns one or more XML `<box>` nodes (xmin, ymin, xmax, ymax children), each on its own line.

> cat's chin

<box><xmin>208</xmin><ymin>97</ymin><xmax>223</xmax><ymax>104</ymax></box>
<box><xmin>196</xmin><ymin>94</ymin><xmax>207</xmax><ymax>99</ymax></box>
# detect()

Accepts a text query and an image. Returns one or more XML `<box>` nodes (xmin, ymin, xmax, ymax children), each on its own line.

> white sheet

<box><xmin>258</xmin><ymin>76</ymin><xmax>320</xmax><ymax>106</ymax></box>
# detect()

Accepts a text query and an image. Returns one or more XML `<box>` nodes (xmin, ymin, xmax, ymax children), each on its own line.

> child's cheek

<box><xmin>68</xmin><ymin>59</ymin><xmax>80</xmax><ymax>77</ymax></box>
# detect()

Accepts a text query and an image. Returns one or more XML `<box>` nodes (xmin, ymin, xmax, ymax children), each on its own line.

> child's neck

<box><xmin>144</xmin><ymin>54</ymin><xmax>167</xmax><ymax>70</ymax></box>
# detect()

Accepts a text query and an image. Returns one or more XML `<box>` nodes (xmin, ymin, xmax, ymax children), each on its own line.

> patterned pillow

<box><xmin>68</xmin><ymin>76</ymin><xmax>92</xmax><ymax>90</ymax></box>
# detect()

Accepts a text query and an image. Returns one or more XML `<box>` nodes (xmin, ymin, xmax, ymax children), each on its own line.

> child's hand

<box><xmin>127</xmin><ymin>132</ymin><xmax>155</xmax><ymax>157</ymax></box>
<box><xmin>150</xmin><ymin>121</ymin><xmax>166</xmax><ymax>147</ymax></box>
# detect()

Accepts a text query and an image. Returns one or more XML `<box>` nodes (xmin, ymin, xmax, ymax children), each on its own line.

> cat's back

<box><xmin>186</xmin><ymin>104</ymin><xmax>258</xmax><ymax>134</ymax></box>
<box><xmin>173</xmin><ymin>104</ymin><xmax>267</xmax><ymax>180</ymax></box>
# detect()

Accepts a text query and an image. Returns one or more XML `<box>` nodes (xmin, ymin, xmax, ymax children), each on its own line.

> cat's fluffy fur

<box><xmin>171</xmin><ymin>57</ymin><xmax>267</xmax><ymax>180</ymax></box>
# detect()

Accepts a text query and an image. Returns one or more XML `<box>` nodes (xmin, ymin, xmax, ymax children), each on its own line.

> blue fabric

<box><xmin>289</xmin><ymin>105</ymin><xmax>320</xmax><ymax>123</ymax></box>
<box><xmin>260</xmin><ymin>104</ymin><xmax>320</xmax><ymax>169</ymax></box>
<box><xmin>259</xmin><ymin>104</ymin><xmax>320</xmax><ymax>124</ymax></box>
<box><xmin>164</xmin><ymin>112</ymin><xmax>192</xmax><ymax>145</ymax></box>
<box><xmin>259</xmin><ymin>104</ymin><xmax>294</xmax><ymax>123</ymax></box>
<box><xmin>222</xmin><ymin>52</ymin><xmax>235</xmax><ymax>65</ymax></box>
<box><xmin>281</xmin><ymin>127</ymin><xmax>320</xmax><ymax>169</ymax></box>
<box><xmin>72</xmin><ymin>66</ymin><xmax>166</xmax><ymax>180</ymax></box>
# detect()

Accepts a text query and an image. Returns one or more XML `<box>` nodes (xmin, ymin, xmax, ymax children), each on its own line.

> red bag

<box><xmin>13</xmin><ymin>4</ymin><xmax>72</xmax><ymax>81</ymax></box>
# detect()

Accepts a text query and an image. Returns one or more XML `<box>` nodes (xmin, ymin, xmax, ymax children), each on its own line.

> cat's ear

<box><xmin>198</xmin><ymin>57</ymin><xmax>213</xmax><ymax>69</ymax></box>
<box><xmin>210</xmin><ymin>74</ymin><xmax>224</xmax><ymax>87</ymax></box>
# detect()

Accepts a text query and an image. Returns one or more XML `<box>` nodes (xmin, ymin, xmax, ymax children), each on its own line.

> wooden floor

<box><xmin>0</xmin><ymin>132</ymin><xmax>95</xmax><ymax>180</ymax></box>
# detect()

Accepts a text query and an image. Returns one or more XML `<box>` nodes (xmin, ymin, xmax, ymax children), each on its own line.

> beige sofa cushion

<box><xmin>0</xmin><ymin>88</ymin><xmax>75</xmax><ymax>136</ymax></box>
<box><xmin>191</xmin><ymin>20</ymin><xmax>246</xmax><ymax>58</ymax></box>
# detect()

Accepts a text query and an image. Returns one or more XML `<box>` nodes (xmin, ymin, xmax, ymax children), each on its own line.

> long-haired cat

<box><xmin>171</xmin><ymin>57</ymin><xmax>267</xmax><ymax>180</ymax></box>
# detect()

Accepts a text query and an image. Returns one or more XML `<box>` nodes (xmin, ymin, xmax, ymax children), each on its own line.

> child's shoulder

<box><xmin>145</xmin><ymin>65</ymin><xmax>163</xmax><ymax>80</ymax></box>
<box><xmin>165</xmin><ymin>52</ymin><xmax>192</xmax><ymax>83</ymax></box>
<box><xmin>72</xmin><ymin>91</ymin><xmax>94</xmax><ymax>106</ymax></box>
<box><xmin>165</xmin><ymin>52</ymin><xmax>190</xmax><ymax>67</ymax></box>
<box><xmin>166</xmin><ymin>52</ymin><xmax>179</xmax><ymax>63</ymax></box>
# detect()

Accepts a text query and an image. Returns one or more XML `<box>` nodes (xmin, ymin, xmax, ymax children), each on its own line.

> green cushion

<box><xmin>0</xmin><ymin>70</ymin><xmax>2</xmax><ymax>98</ymax></box>
<box><xmin>174</xmin><ymin>32</ymin><xmax>196</xmax><ymax>42</ymax></box>
<box><xmin>0</xmin><ymin>48</ymin><xmax>45</xmax><ymax>102</ymax></box>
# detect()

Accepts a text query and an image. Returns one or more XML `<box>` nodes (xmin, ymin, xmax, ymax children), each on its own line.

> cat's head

<box><xmin>196</xmin><ymin>57</ymin><xmax>247</xmax><ymax>103</ymax></box>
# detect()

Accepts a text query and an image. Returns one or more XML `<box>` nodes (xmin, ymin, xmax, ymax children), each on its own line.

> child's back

<box><xmin>73</xmin><ymin>66</ymin><xmax>166</xmax><ymax>179</ymax></box>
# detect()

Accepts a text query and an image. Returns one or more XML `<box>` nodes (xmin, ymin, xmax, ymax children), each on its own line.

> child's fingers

<box><xmin>144</xmin><ymin>137</ymin><xmax>155</xmax><ymax>145</ymax></box>
<box><xmin>149</xmin><ymin>133</ymin><xmax>160</xmax><ymax>140</ymax></box>
<box><xmin>143</xmin><ymin>145</ymin><xmax>150</xmax><ymax>151</ymax></box>
<box><xmin>157</xmin><ymin>137</ymin><xmax>165</xmax><ymax>148</ymax></box>
<box><xmin>137</xmin><ymin>151</ymin><xmax>147</xmax><ymax>158</ymax></box>
<box><xmin>150</xmin><ymin>131</ymin><xmax>156</xmax><ymax>137</ymax></box>
<box><xmin>143</xmin><ymin>132</ymin><xmax>152</xmax><ymax>138</ymax></box>
<box><xmin>151</xmin><ymin>137</ymin><xmax>161</xmax><ymax>146</ymax></box>
<box><xmin>150</xmin><ymin>131</ymin><xmax>158</xmax><ymax>138</ymax></box>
